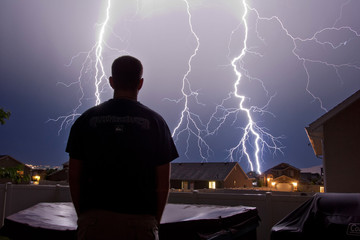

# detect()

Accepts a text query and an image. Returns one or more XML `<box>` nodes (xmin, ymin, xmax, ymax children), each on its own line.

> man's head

<box><xmin>110</xmin><ymin>55</ymin><xmax>143</xmax><ymax>92</ymax></box>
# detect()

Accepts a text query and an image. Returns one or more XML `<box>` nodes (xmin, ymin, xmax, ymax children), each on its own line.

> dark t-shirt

<box><xmin>66</xmin><ymin>98</ymin><xmax>178</xmax><ymax>215</ymax></box>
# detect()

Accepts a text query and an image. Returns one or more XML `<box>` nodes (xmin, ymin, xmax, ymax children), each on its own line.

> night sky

<box><xmin>1</xmin><ymin>0</ymin><xmax>359</xmax><ymax>173</ymax></box>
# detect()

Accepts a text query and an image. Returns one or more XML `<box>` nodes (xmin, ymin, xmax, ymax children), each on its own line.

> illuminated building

<box><xmin>170</xmin><ymin>162</ymin><xmax>252</xmax><ymax>190</ymax></box>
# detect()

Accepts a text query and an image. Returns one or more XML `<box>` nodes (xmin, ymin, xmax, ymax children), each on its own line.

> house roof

<box><xmin>171</xmin><ymin>162</ymin><xmax>243</xmax><ymax>181</ymax></box>
<box><xmin>273</xmin><ymin>175</ymin><xmax>298</xmax><ymax>183</ymax></box>
<box><xmin>305</xmin><ymin>89</ymin><xmax>360</xmax><ymax>157</ymax></box>
<box><xmin>263</xmin><ymin>162</ymin><xmax>300</xmax><ymax>174</ymax></box>
<box><xmin>0</xmin><ymin>155</ymin><xmax>24</xmax><ymax>166</ymax></box>
<box><xmin>300</xmin><ymin>165</ymin><xmax>323</xmax><ymax>175</ymax></box>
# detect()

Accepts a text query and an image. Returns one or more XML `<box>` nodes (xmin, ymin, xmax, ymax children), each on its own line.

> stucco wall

<box><xmin>323</xmin><ymin>99</ymin><xmax>360</xmax><ymax>193</ymax></box>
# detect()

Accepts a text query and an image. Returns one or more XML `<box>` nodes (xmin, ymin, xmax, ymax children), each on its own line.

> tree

<box><xmin>0</xmin><ymin>165</ymin><xmax>30</xmax><ymax>184</ymax></box>
<box><xmin>0</xmin><ymin>108</ymin><xmax>11</xmax><ymax>125</ymax></box>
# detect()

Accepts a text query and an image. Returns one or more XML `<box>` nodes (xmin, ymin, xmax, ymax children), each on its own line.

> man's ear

<box><xmin>109</xmin><ymin>76</ymin><xmax>115</xmax><ymax>89</ymax></box>
<box><xmin>138</xmin><ymin>78</ymin><xmax>144</xmax><ymax>91</ymax></box>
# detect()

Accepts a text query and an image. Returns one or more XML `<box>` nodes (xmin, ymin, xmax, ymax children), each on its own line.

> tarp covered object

<box><xmin>160</xmin><ymin>204</ymin><xmax>260</xmax><ymax>240</ymax></box>
<box><xmin>271</xmin><ymin>193</ymin><xmax>360</xmax><ymax>240</ymax></box>
<box><xmin>0</xmin><ymin>202</ymin><xmax>260</xmax><ymax>240</ymax></box>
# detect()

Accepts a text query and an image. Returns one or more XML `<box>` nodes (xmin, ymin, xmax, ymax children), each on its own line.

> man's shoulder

<box><xmin>137</xmin><ymin>102</ymin><xmax>166</xmax><ymax>122</ymax></box>
<box><xmin>72</xmin><ymin>102</ymin><xmax>105</xmax><ymax>126</ymax></box>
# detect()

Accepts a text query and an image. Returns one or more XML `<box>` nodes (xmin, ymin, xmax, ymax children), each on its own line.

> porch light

<box><xmin>32</xmin><ymin>175</ymin><xmax>40</xmax><ymax>184</ymax></box>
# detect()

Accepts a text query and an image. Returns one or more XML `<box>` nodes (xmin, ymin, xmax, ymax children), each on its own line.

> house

<box><xmin>30</xmin><ymin>169</ymin><xmax>47</xmax><ymax>183</ymax></box>
<box><xmin>247</xmin><ymin>171</ymin><xmax>259</xmax><ymax>179</ymax></box>
<box><xmin>0</xmin><ymin>155</ymin><xmax>31</xmax><ymax>183</ymax></box>
<box><xmin>300</xmin><ymin>165</ymin><xmax>323</xmax><ymax>186</ymax></box>
<box><xmin>247</xmin><ymin>171</ymin><xmax>260</xmax><ymax>186</ymax></box>
<box><xmin>46</xmin><ymin>161</ymin><xmax>69</xmax><ymax>182</ymax></box>
<box><xmin>262</xmin><ymin>163</ymin><xmax>300</xmax><ymax>191</ymax></box>
<box><xmin>306</xmin><ymin>89</ymin><xmax>360</xmax><ymax>193</ymax></box>
<box><xmin>300</xmin><ymin>172</ymin><xmax>322</xmax><ymax>185</ymax></box>
<box><xmin>170</xmin><ymin>162</ymin><xmax>252</xmax><ymax>190</ymax></box>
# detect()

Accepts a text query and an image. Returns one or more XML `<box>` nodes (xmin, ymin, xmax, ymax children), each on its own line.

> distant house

<box><xmin>247</xmin><ymin>171</ymin><xmax>259</xmax><ymax>179</ymax></box>
<box><xmin>0</xmin><ymin>155</ymin><xmax>31</xmax><ymax>183</ymax></box>
<box><xmin>30</xmin><ymin>169</ymin><xmax>47</xmax><ymax>182</ymax></box>
<box><xmin>46</xmin><ymin>161</ymin><xmax>69</xmax><ymax>182</ymax></box>
<box><xmin>170</xmin><ymin>162</ymin><xmax>252</xmax><ymax>190</ymax></box>
<box><xmin>262</xmin><ymin>163</ymin><xmax>300</xmax><ymax>191</ymax></box>
<box><xmin>300</xmin><ymin>172</ymin><xmax>322</xmax><ymax>185</ymax></box>
<box><xmin>306</xmin><ymin>89</ymin><xmax>360</xmax><ymax>193</ymax></box>
<box><xmin>247</xmin><ymin>171</ymin><xmax>260</xmax><ymax>186</ymax></box>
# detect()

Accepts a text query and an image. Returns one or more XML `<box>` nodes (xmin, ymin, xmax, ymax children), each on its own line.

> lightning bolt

<box><xmin>170</xmin><ymin>0</ymin><xmax>212</xmax><ymax>161</ymax></box>
<box><xmin>48</xmin><ymin>0</ymin><xmax>129</xmax><ymax>134</ymax></box>
<box><xmin>94</xmin><ymin>0</ymin><xmax>111</xmax><ymax>106</ymax></box>
<box><xmin>222</xmin><ymin>0</ymin><xmax>360</xmax><ymax>173</ymax></box>
<box><xmin>246</xmin><ymin>2</ymin><xmax>360</xmax><ymax>113</ymax></box>
<box><xmin>214</xmin><ymin>0</ymin><xmax>283</xmax><ymax>174</ymax></box>
<box><xmin>48</xmin><ymin>0</ymin><xmax>359</xmax><ymax>174</ymax></box>
<box><xmin>171</xmin><ymin>0</ymin><xmax>283</xmax><ymax>173</ymax></box>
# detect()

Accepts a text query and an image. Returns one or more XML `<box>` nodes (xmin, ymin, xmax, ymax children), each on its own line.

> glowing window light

<box><xmin>209</xmin><ymin>181</ymin><xmax>216</xmax><ymax>189</ymax></box>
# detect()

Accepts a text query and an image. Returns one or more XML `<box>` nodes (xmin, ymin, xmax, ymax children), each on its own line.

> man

<box><xmin>67</xmin><ymin>55</ymin><xmax>179</xmax><ymax>240</ymax></box>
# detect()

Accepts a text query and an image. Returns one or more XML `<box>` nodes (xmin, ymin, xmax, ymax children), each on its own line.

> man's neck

<box><xmin>113</xmin><ymin>90</ymin><xmax>138</xmax><ymax>101</ymax></box>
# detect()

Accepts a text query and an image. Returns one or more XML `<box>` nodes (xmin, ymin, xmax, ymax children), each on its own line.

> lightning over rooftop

<box><xmin>11</xmin><ymin>0</ymin><xmax>357</xmax><ymax>169</ymax></box>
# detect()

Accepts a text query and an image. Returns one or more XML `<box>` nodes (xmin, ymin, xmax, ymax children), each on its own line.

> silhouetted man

<box><xmin>67</xmin><ymin>55</ymin><xmax>178</xmax><ymax>240</ymax></box>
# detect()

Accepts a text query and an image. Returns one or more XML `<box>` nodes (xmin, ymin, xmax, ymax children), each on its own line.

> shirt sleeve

<box><xmin>66</xmin><ymin>116</ymin><xmax>86</xmax><ymax>160</ymax></box>
<box><xmin>157</xmin><ymin>120</ymin><xmax>179</xmax><ymax>166</ymax></box>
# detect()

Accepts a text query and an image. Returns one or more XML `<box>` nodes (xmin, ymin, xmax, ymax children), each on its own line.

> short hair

<box><xmin>111</xmin><ymin>55</ymin><xmax>143</xmax><ymax>90</ymax></box>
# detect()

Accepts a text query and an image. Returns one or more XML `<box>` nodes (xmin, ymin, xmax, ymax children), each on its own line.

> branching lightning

<box><xmin>48</xmin><ymin>0</ymin><xmax>359</xmax><ymax>174</ymax></box>
<box><xmin>246</xmin><ymin>3</ymin><xmax>360</xmax><ymax>112</ymax></box>
<box><xmin>211</xmin><ymin>0</ymin><xmax>284</xmax><ymax>174</ymax></box>
<box><xmin>222</xmin><ymin>0</ymin><xmax>360</xmax><ymax>173</ymax></box>
<box><xmin>94</xmin><ymin>0</ymin><xmax>111</xmax><ymax>106</ymax></box>
<box><xmin>170</xmin><ymin>0</ymin><xmax>284</xmax><ymax>173</ymax></box>
<box><xmin>170</xmin><ymin>0</ymin><xmax>212</xmax><ymax>161</ymax></box>
<box><xmin>48</xmin><ymin>0</ymin><xmax>129</xmax><ymax>134</ymax></box>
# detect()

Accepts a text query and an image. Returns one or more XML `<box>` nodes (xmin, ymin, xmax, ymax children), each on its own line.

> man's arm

<box><xmin>69</xmin><ymin>158</ymin><xmax>83</xmax><ymax>216</ymax></box>
<box><xmin>155</xmin><ymin>163</ymin><xmax>170</xmax><ymax>223</ymax></box>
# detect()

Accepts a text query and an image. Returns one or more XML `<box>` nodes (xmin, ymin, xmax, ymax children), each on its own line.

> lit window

<box><xmin>181</xmin><ymin>181</ymin><xmax>188</xmax><ymax>190</ymax></box>
<box><xmin>209</xmin><ymin>181</ymin><xmax>216</xmax><ymax>189</ymax></box>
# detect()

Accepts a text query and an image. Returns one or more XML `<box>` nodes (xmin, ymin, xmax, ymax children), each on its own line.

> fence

<box><xmin>168</xmin><ymin>191</ymin><xmax>311</xmax><ymax>240</ymax></box>
<box><xmin>0</xmin><ymin>183</ymin><xmax>312</xmax><ymax>240</ymax></box>
<box><xmin>0</xmin><ymin>183</ymin><xmax>71</xmax><ymax>226</ymax></box>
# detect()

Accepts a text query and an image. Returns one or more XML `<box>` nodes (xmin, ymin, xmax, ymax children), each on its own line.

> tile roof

<box><xmin>171</xmin><ymin>162</ymin><xmax>239</xmax><ymax>181</ymax></box>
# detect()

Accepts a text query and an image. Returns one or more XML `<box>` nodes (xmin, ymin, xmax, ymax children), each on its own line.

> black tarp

<box><xmin>271</xmin><ymin>193</ymin><xmax>360</xmax><ymax>240</ymax></box>
<box><xmin>0</xmin><ymin>203</ymin><xmax>260</xmax><ymax>240</ymax></box>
